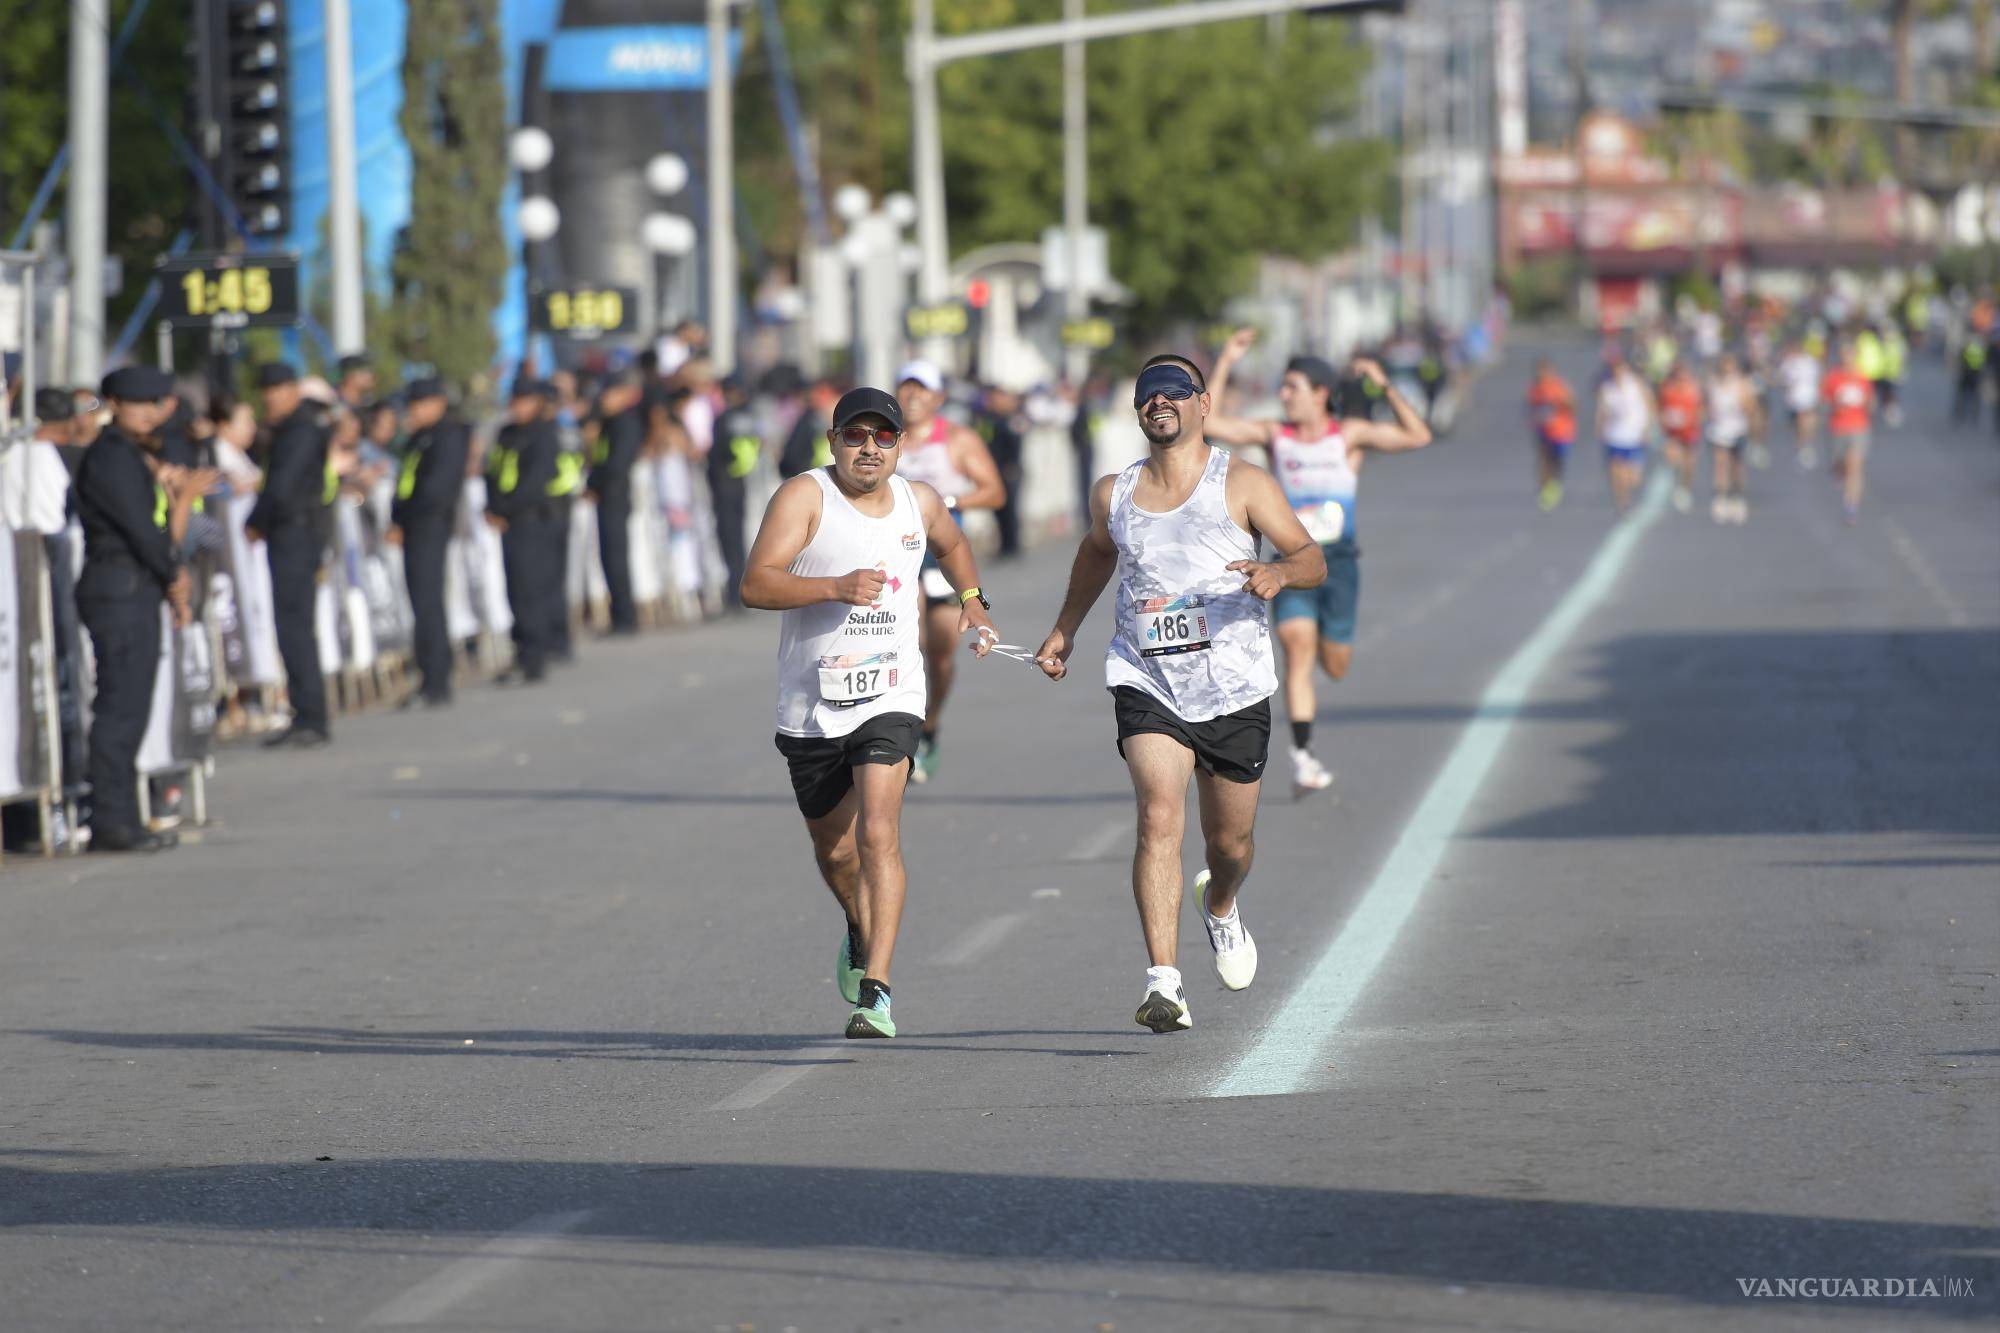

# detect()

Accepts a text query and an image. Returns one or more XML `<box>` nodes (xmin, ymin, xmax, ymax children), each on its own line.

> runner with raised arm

<box><xmin>1203</xmin><ymin>329</ymin><xmax>1432</xmax><ymax>796</ymax></box>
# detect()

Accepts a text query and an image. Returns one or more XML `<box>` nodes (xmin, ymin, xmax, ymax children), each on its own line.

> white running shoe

<box><xmin>1135</xmin><ymin>969</ymin><xmax>1192</xmax><ymax>1032</ymax></box>
<box><xmin>1196</xmin><ymin>869</ymin><xmax>1259</xmax><ymax>991</ymax></box>
<box><xmin>1710</xmin><ymin>495</ymin><xmax>1728</xmax><ymax>524</ymax></box>
<box><xmin>1290</xmin><ymin>746</ymin><xmax>1334</xmax><ymax>795</ymax></box>
<box><xmin>1673</xmin><ymin>486</ymin><xmax>1694</xmax><ymax>514</ymax></box>
<box><xmin>1729</xmin><ymin>496</ymin><xmax>1750</xmax><ymax>525</ymax></box>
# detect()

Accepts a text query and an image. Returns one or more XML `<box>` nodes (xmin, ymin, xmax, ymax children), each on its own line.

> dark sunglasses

<box><xmin>834</xmin><ymin>425</ymin><xmax>899</xmax><ymax>449</ymax></box>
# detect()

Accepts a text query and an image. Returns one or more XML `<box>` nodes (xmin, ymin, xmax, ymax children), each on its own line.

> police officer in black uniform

<box><xmin>585</xmin><ymin>368</ymin><xmax>646</xmax><ymax>635</ymax></box>
<box><xmin>73</xmin><ymin>367</ymin><xmax>193</xmax><ymax>852</ymax></box>
<box><xmin>388</xmin><ymin>378</ymin><xmax>468</xmax><ymax>707</ymax></box>
<box><xmin>706</xmin><ymin>374</ymin><xmax>759</xmax><ymax>613</ymax></box>
<box><xmin>245</xmin><ymin>362</ymin><xmax>333</xmax><ymax>747</ymax></box>
<box><xmin>486</xmin><ymin>380</ymin><xmax>573</xmax><ymax>682</ymax></box>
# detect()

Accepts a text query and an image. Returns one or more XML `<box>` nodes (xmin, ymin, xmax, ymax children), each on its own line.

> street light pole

<box><xmin>325</xmin><ymin>0</ymin><xmax>366</xmax><ymax>354</ymax></box>
<box><xmin>1062</xmin><ymin>0</ymin><xmax>1088</xmax><ymax>386</ymax></box>
<box><xmin>707</xmin><ymin>0</ymin><xmax>737</xmax><ymax>373</ymax></box>
<box><xmin>67</xmin><ymin>0</ymin><xmax>108</xmax><ymax>383</ymax></box>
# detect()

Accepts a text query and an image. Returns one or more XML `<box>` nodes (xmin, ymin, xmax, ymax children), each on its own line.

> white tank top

<box><xmin>1599</xmin><ymin>373</ymin><xmax>1650</xmax><ymax>446</ymax></box>
<box><xmin>774</xmin><ymin>470</ymin><xmax>928</xmax><ymax>738</ymax></box>
<box><xmin>893</xmin><ymin>418</ymin><xmax>969</xmax><ymax>499</ymax></box>
<box><xmin>1105</xmin><ymin>447</ymin><xmax>1277</xmax><ymax>723</ymax></box>
<box><xmin>1706</xmin><ymin>377</ymin><xmax>1749</xmax><ymax>442</ymax></box>
<box><xmin>1271</xmin><ymin>423</ymin><xmax>1357</xmax><ymax>546</ymax></box>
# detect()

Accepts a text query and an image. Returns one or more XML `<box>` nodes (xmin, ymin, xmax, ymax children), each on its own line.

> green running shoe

<box><xmin>837</xmin><ymin>926</ymin><xmax>864</xmax><ymax>1006</ymax></box>
<box><xmin>845</xmin><ymin>978</ymin><xmax>896</xmax><ymax>1039</ymax></box>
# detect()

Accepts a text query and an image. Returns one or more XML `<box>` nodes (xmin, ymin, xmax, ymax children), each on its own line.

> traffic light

<box><xmin>198</xmin><ymin>0</ymin><xmax>291</xmax><ymax>241</ymax></box>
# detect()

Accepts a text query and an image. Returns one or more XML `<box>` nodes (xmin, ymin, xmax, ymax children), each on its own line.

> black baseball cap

<box><xmin>509</xmin><ymin>378</ymin><xmax>557</xmax><ymax>401</ymax></box>
<box><xmin>831</xmin><ymin>386</ymin><xmax>903</xmax><ymax>433</ymax></box>
<box><xmin>336</xmin><ymin>354</ymin><xmax>372</xmax><ymax>378</ymax></box>
<box><xmin>403</xmin><ymin>376</ymin><xmax>447</xmax><ymax>402</ymax></box>
<box><xmin>33</xmin><ymin>387</ymin><xmax>75</xmax><ymax>422</ymax></box>
<box><xmin>100</xmin><ymin>365</ymin><xmax>175</xmax><ymax>402</ymax></box>
<box><xmin>255</xmin><ymin>361</ymin><xmax>300</xmax><ymax>389</ymax></box>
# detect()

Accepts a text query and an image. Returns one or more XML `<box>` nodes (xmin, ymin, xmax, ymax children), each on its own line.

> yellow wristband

<box><xmin>959</xmin><ymin>586</ymin><xmax>982</xmax><ymax>606</ymax></box>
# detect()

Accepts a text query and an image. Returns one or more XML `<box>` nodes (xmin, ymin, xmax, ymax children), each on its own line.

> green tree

<box><xmin>1</xmin><ymin>0</ymin><xmax>193</xmax><ymax>337</ymax></box>
<box><xmin>392</xmin><ymin>0</ymin><xmax>506</xmax><ymax>397</ymax></box>
<box><xmin>737</xmin><ymin>2</ymin><xmax>1387</xmax><ymax>329</ymax></box>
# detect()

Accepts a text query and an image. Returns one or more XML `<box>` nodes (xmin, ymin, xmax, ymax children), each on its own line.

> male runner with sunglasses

<box><xmin>742</xmin><ymin>386</ymin><xmax>998</xmax><ymax>1039</ymax></box>
<box><xmin>1033</xmin><ymin>355</ymin><xmax>1325</xmax><ymax>1032</ymax></box>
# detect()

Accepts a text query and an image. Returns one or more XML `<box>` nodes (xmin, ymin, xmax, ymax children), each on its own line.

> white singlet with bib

<box><xmin>893</xmin><ymin>418</ymin><xmax>968</xmax><ymax>600</ymax></box>
<box><xmin>1105</xmin><ymin>447</ymin><xmax>1276</xmax><ymax>723</ymax></box>
<box><xmin>774</xmin><ymin>470</ymin><xmax>928</xmax><ymax>738</ymax></box>
<box><xmin>1706</xmin><ymin>379</ymin><xmax>1749</xmax><ymax>445</ymax></box>
<box><xmin>1271</xmin><ymin>422</ymin><xmax>1354</xmax><ymax>546</ymax></box>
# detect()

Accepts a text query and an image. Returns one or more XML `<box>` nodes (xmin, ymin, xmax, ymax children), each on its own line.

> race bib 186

<box><xmin>819</xmin><ymin>651</ymin><xmax>899</xmax><ymax>706</ymax></box>
<box><xmin>1133</xmin><ymin>595</ymin><xmax>1212</xmax><ymax>658</ymax></box>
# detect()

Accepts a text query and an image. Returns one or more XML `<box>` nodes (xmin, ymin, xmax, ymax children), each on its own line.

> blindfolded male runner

<box><xmin>1032</xmin><ymin>356</ymin><xmax>1326</xmax><ymax>1032</ymax></box>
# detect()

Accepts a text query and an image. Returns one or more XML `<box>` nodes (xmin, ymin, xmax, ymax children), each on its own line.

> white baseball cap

<box><xmin>895</xmin><ymin>359</ymin><xmax>944</xmax><ymax>392</ymax></box>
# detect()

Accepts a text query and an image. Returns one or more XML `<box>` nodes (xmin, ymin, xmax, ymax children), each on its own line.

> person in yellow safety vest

<box><xmin>245</xmin><ymin>361</ymin><xmax>335</xmax><ymax>747</ymax></box>
<box><xmin>707</xmin><ymin>373</ymin><xmax>761</xmax><ymax>612</ymax></box>
<box><xmin>485</xmin><ymin>379</ymin><xmax>574</xmax><ymax>683</ymax></box>
<box><xmin>1905</xmin><ymin>290</ymin><xmax>1930</xmax><ymax>347</ymax></box>
<box><xmin>1878</xmin><ymin>324</ymin><xmax>1908</xmax><ymax>428</ymax></box>
<box><xmin>584</xmin><ymin>367</ymin><xmax>649</xmax><ymax>635</ymax></box>
<box><xmin>1956</xmin><ymin>332</ymin><xmax>1990</xmax><ymax>426</ymax></box>
<box><xmin>1645</xmin><ymin>329</ymin><xmax>1678</xmax><ymax>385</ymax></box>
<box><xmin>388</xmin><ymin>378</ymin><xmax>470</xmax><ymax>707</ymax></box>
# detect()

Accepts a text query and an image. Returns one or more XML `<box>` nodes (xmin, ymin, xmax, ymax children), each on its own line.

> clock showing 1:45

<box><xmin>180</xmin><ymin>266</ymin><xmax>274</xmax><ymax>317</ymax></box>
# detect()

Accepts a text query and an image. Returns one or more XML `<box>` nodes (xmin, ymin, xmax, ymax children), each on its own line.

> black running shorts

<box><xmin>1111</xmin><ymin>686</ymin><xmax>1271</xmax><ymax>785</ymax></box>
<box><xmin>775</xmin><ymin>711</ymin><xmax>924</xmax><ymax>819</ymax></box>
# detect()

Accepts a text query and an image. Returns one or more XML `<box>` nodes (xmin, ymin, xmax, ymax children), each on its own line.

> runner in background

<box><xmin>1596</xmin><ymin>347</ymin><xmax>1655</xmax><ymax>516</ymax></box>
<box><xmin>1526</xmin><ymin>358</ymin><xmax>1577</xmax><ymax>512</ymax></box>
<box><xmin>1778</xmin><ymin>337</ymin><xmax>1823</xmax><ymax>469</ymax></box>
<box><xmin>1203</xmin><ymin>330</ymin><xmax>1433</xmax><ymax>798</ymax></box>
<box><xmin>1822</xmin><ymin>338</ymin><xmax>1876</xmax><ymax>526</ymax></box>
<box><xmin>1704</xmin><ymin>353</ymin><xmax>1761</xmax><ymax>525</ymax></box>
<box><xmin>889</xmin><ymin>360</ymin><xmax>1006</xmax><ymax>785</ymax></box>
<box><xmin>1657</xmin><ymin>361</ymin><xmax>1703</xmax><ymax>514</ymax></box>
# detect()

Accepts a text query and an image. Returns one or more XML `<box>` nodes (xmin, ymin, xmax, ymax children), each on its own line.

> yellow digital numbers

<box><xmin>541</xmin><ymin>288</ymin><xmax>629</xmax><ymax>335</ymax></box>
<box><xmin>904</xmin><ymin>303</ymin><xmax>969</xmax><ymax>340</ymax></box>
<box><xmin>179</xmin><ymin>266</ymin><xmax>275</xmax><ymax>317</ymax></box>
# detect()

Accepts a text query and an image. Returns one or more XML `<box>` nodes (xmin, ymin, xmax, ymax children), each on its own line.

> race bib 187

<box><xmin>819</xmin><ymin>650</ymin><xmax>899</xmax><ymax>706</ymax></box>
<box><xmin>1133</xmin><ymin>595</ymin><xmax>1212</xmax><ymax>659</ymax></box>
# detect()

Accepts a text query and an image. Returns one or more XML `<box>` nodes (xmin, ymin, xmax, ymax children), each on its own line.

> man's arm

<box><xmin>414</xmin><ymin>422</ymin><xmax>471</xmax><ymax>520</ymax></box>
<box><xmin>946</xmin><ymin>424</ymin><xmax>1007</xmax><ymax>510</ymax></box>
<box><xmin>1342</xmin><ymin>357</ymin><xmax>1432</xmax><ymax>453</ymax></box>
<box><xmin>1205</xmin><ymin>328</ymin><xmax>1281</xmax><ymax>448</ymax></box>
<box><xmin>740</xmin><ymin>475</ymin><xmax>883</xmax><ymax>610</ymax></box>
<box><xmin>1229</xmin><ymin>464</ymin><xmax>1326</xmax><ymax>598</ymax></box>
<box><xmin>95</xmin><ymin>450</ymin><xmax>180</xmax><ymax>590</ymax></box>
<box><xmin>915</xmin><ymin>481</ymin><xmax>995</xmax><ymax>652</ymax></box>
<box><xmin>1034</xmin><ymin>473</ymin><xmax>1120</xmax><ymax>680</ymax></box>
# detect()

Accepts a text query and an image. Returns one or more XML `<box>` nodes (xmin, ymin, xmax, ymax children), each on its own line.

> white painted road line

<box><xmin>1063</xmin><ymin>818</ymin><xmax>1129</xmax><ymax>863</ymax></box>
<box><xmin>363</xmin><ymin>1209</ymin><xmax>595</xmax><ymax>1327</ymax></box>
<box><xmin>937</xmin><ymin>912</ymin><xmax>1027</xmax><ymax>966</ymax></box>
<box><xmin>1882</xmin><ymin>517</ymin><xmax>1972</xmax><ymax>627</ymax></box>
<box><xmin>712</xmin><ymin>1059</ymin><xmax>836</xmax><ymax>1111</ymax></box>
<box><xmin>1212</xmin><ymin>472</ymin><xmax>1671</xmax><ymax>1099</ymax></box>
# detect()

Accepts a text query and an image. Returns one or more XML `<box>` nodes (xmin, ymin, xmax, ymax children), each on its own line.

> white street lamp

<box><xmin>884</xmin><ymin>191</ymin><xmax>919</xmax><ymax>229</ymax></box>
<box><xmin>643</xmin><ymin>211</ymin><xmax>698</xmax><ymax>257</ymax></box>
<box><xmin>833</xmin><ymin>184</ymin><xmax>872</xmax><ymax>224</ymax></box>
<box><xmin>510</xmin><ymin>126</ymin><xmax>554</xmax><ymax>173</ymax></box>
<box><xmin>646</xmin><ymin>152</ymin><xmax>690</xmax><ymax>197</ymax></box>
<box><xmin>518</xmin><ymin>195</ymin><xmax>561</xmax><ymax>243</ymax></box>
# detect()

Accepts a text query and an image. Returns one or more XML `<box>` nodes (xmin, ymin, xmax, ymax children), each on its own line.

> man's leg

<box><xmin>851</xmin><ymin>758</ymin><xmax>911</xmax><ymax>984</ymax></box>
<box><xmin>804</xmin><ymin>787</ymin><xmax>863</xmax><ymax>934</ymax></box>
<box><xmin>598</xmin><ymin>501</ymin><xmax>635</xmax><ymax>629</ymax></box>
<box><xmin>80</xmin><ymin>598</ymin><xmax>159</xmax><ymax>835</ymax></box>
<box><xmin>1124</xmin><ymin>733</ymin><xmax>1196</xmax><ymax>967</ymax></box>
<box><xmin>406</xmin><ymin>526</ymin><xmax>451</xmax><ymax>698</ymax></box>
<box><xmin>269</xmin><ymin>530</ymin><xmax>328</xmax><ymax>731</ymax></box>
<box><xmin>1278</xmin><ymin>617</ymin><xmax>1318</xmax><ymax>736</ymax></box>
<box><xmin>1194</xmin><ymin>766</ymin><xmax>1263</xmax><ymax>920</ymax></box>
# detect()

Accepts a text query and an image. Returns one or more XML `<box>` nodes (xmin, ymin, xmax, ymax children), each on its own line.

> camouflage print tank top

<box><xmin>1104</xmin><ymin>446</ymin><xmax>1277</xmax><ymax>722</ymax></box>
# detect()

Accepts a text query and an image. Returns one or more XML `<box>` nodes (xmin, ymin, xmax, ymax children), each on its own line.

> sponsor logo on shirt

<box><xmin>901</xmin><ymin>531</ymin><xmax>923</xmax><ymax>550</ymax></box>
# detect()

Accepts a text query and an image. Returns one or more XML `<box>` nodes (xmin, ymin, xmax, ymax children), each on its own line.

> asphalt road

<box><xmin>3</xmin><ymin>342</ymin><xmax>1995</xmax><ymax>1331</ymax></box>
